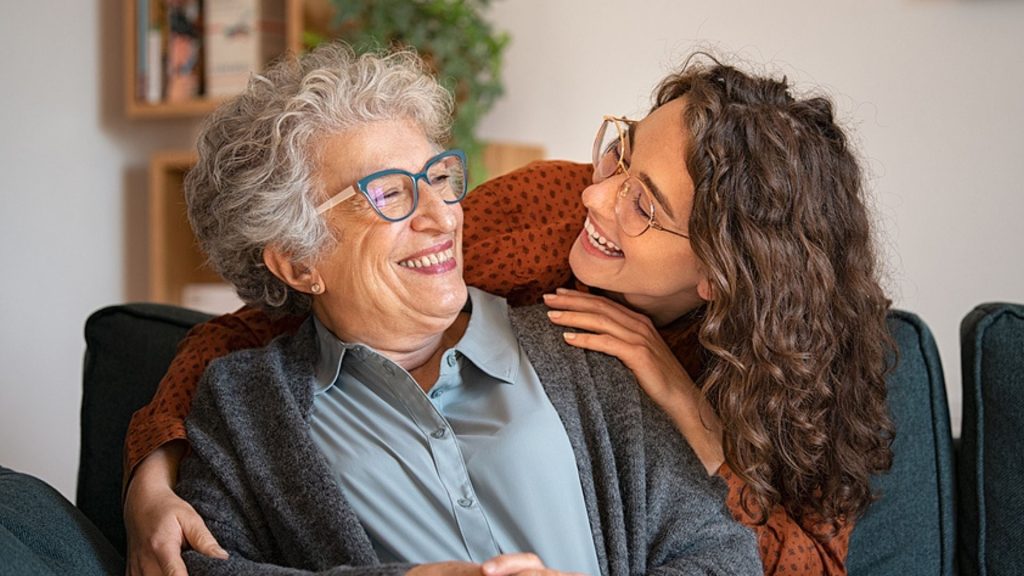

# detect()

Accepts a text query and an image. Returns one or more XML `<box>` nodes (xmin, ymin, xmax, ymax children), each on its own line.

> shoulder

<box><xmin>198</xmin><ymin>318</ymin><xmax>317</xmax><ymax>401</ymax></box>
<box><xmin>508</xmin><ymin>304</ymin><xmax>635</xmax><ymax>399</ymax></box>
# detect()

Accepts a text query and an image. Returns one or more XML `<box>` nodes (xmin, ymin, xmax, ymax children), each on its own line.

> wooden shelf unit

<box><xmin>148</xmin><ymin>143</ymin><xmax>545</xmax><ymax>307</ymax></box>
<box><xmin>124</xmin><ymin>0</ymin><xmax>305</xmax><ymax>119</ymax></box>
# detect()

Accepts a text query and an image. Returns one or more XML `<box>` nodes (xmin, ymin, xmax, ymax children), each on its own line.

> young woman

<box><xmin>123</xmin><ymin>54</ymin><xmax>893</xmax><ymax>576</ymax></box>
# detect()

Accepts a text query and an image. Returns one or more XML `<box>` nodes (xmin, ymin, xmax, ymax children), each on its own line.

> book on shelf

<box><xmin>137</xmin><ymin>0</ymin><xmax>167</xmax><ymax>103</ymax></box>
<box><xmin>204</xmin><ymin>0</ymin><xmax>286</xmax><ymax>98</ymax></box>
<box><xmin>165</xmin><ymin>0</ymin><xmax>203</xmax><ymax>102</ymax></box>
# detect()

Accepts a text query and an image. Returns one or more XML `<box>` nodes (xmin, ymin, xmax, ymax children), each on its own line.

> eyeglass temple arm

<box><xmin>315</xmin><ymin>185</ymin><xmax>358</xmax><ymax>215</ymax></box>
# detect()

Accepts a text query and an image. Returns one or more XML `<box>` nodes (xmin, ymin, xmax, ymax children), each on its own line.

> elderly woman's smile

<box><xmin>396</xmin><ymin>240</ymin><xmax>458</xmax><ymax>271</ymax></box>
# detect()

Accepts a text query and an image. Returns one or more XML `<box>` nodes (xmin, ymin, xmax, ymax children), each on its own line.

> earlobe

<box><xmin>263</xmin><ymin>245</ymin><xmax>323</xmax><ymax>295</ymax></box>
<box><xmin>697</xmin><ymin>277</ymin><xmax>714</xmax><ymax>302</ymax></box>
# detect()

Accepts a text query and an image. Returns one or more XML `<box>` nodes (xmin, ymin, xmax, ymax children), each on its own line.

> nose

<box><xmin>581</xmin><ymin>171</ymin><xmax>623</xmax><ymax>217</ymax></box>
<box><xmin>409</xmin><ymin>183</ymin><xmax>459</xmax><ymax>233</ymax></box>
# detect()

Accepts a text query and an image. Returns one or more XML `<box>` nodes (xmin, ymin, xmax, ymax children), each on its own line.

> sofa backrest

<box><xmin>78</xmin><ymin>303</ymin><xmax>212</xmax><ymax>556</ymax></box>
<box><xmin>846</xmin><ymin>310</ymin><xmax>956</xmax><ymax>576</ymax></box>
<box><xmin>958</xmin><ymin>302</ymin><xmax>1024</xmax><ymax>576</ymax></box>
<box><xmin>79</xmin><ymin>304</ymin><xmax>957</xmax><ymax>572</ymax></box>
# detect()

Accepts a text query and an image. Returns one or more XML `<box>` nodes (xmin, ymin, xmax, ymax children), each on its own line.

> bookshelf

<box><xmin>132</xmin><ymin>1</ymin><xmax>546</xmax><ymax>310</ymax></box>
<box><xmin>124</xmin><ymin>0</ymin><xmax>305</xmax><ymax>118</ymax></box>
<box><xmin>148</xmin><ymin>143</ymin><xmax>545</xmax><ymax>309</ymax></box>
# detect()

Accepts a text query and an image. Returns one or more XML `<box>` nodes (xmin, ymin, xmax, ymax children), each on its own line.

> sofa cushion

<box><xmin>0</xmin><ymin>465</ymin><xmax>123</xmax><ymax>575</ymax></box>
<box><xmin>78</xmin><ymin>303</ymin><xmax>212</xmax><ymax>556</ymax></box>
<box><xmin>958</xmin><ymin>302</ymin><xmax>1024</xmax><ymax>576</ymax></box>
<box><xmin>847</xmin><ymin>310</ymin><xmax>956</xmax><ymax>576</ymax></box>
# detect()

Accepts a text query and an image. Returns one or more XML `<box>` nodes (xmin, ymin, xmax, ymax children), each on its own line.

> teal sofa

<box><xmin>0</xmin><ymin>302</ymin><xmax>976</xmax><ymax>575</ymax></box>
<box><xmin>958</xmin><ymin>302</ymin><xmax>1024</xmax><ymax>576</ymax></box>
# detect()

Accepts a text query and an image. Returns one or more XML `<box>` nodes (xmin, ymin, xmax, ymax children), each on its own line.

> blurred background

<box><xmin>1</xmin><ymin>0</ymin><xmax>1021</xmax><ymax>499</ymax></box>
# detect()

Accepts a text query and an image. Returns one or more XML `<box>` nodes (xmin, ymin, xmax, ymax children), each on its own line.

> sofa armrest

<box><xmin>77</xmin><ymin>303</ymin><xmax>212</xmax><ymax>557</ymax></box>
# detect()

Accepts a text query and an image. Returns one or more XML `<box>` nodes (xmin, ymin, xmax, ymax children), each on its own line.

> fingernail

<box><xmin>216</xmin><ymin>547</ymin><xmax>229</xmax><ymax>559</ymax></box>
<box><xmin>547</xmin><ymin>310</ymin><xmax>562</xmax><ymax>319</ymax></box>
<box><xmin>563</xmin><ymin>332</ymin><xmax>576</xmax><ymax>340</ymax></box>
<box><xmin>542</xmin><ymin>293</ymin><xmax>556</xmax><ymax>300</ymax></box>
<box><xmin>556</xmin><ymin>287</ymin><xmax>570</xmax><ymax>294</ymax></box>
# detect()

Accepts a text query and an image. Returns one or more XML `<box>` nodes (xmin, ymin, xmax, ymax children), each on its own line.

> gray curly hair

<box><xmin>185</xmin><ymin>42</ymin><xmax>454</xmax><ymax>315</ymax></box>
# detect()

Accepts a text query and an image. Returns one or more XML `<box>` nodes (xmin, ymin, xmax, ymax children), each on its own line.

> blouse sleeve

<box><xmin>122</xmin><ymin>307</ymin><xmax>302</xmax><ymax>478</ymax></box>
<box><xmin>717</xmin><ymin>462</ymin><xmax>851</xmax><ymax>576</ymax></box>
<box><xmin>462</xmin><ymin>160</ymin><xmax>592</xmax><ymax>306</ymax></box>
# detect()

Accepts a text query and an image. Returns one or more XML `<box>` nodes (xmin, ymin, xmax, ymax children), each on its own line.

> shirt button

<box><xmin>457</xmin><ymin>497</ymin><xmax>474</xmax><ymax>508</ymax></box>
<box><xmin>446</xmin><ymin>354</ymin><xmax>457</xmax><ymax>367</ymax></box>
<box><xmin>431</xmin><ymin>427</ymin><xmax>447</xmax><ymax>439</ymax></box>
<box><xmin>429</xmin><ymin>388</ymin><xmax>442</xmax><ymax>399</ymax></box>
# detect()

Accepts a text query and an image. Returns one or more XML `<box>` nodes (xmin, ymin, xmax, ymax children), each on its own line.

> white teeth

<box><xmin>398</xmin><ymin>247</ymin><xmax>456</xmax><ymax>268</ymax></box>
<box><xmin>583</xmin><ymin>217</ymin><xmax>623</xmax><ymax>256</ymax></box>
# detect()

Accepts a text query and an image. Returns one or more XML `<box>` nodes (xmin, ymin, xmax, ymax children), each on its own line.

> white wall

<box><xmin>478</xmin><ymin>0</ymin><xmax>1024</xmax><ymax>438</ymax></box>
<box><xmin>0</xmin><ymin>1</ymin><xmax>198</xmax><ymax>499</ymax></box>
<box><xmin>0</xmin><ymin>0</ymin><xmax>1021</xmax><ymax>500</ymax></box>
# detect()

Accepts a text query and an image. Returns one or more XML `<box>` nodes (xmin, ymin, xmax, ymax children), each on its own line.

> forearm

<box><xmin>659</xmin><ymin>384</ymin><xmax>725</xmax><ymax>475</ymax></box>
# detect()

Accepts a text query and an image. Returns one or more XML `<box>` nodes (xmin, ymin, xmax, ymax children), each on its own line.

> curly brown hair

<box><xmin>654</xmin><ymin>55</ymin><xmax>895</xmax><ymax>537</ymax></box>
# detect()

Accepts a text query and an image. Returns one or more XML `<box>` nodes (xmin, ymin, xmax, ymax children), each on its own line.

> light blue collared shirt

<box><xmin>308</xmin><ymin>288</ymin><xmax>600</xmax><ymax>574</ymax></box>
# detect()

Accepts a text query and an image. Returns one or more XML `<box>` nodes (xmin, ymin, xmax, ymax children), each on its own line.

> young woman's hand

<box><xmin>123</xmin><ymin>442</ymin><xmax>228</xmax><ymax>576</ymax></box>
<box><xmin>543</xmin><ymin>288</ymin><xmax>724</xmax><ymax>474</ymax></box>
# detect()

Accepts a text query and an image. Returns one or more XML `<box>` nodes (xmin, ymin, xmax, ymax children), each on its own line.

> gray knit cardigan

<box><xmin>177</xmin><ymin>305</ymin><xmax>761</xmax><ymax>575</ymax></box>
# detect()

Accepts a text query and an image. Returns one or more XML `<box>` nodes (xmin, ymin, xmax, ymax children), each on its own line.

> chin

<box><xmin>569</xmin><ymin>240</ymin><xmax>603</xmax><ymax>288</ymax></box>
<box><xmin>434</xmin><ymin>280</ymin><xmax>468</xmax><ymax>314</ymax></box>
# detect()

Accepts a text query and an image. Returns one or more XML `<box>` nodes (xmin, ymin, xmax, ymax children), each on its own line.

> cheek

<box><xmin>629</xmin><ymin>244</ymin><xmax>700</xmax><ymax>286</ymax></box>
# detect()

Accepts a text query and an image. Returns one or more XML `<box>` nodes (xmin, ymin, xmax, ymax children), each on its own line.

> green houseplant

<box><xmin>311</xmin><ymin>0</ymin><xmax>509</xmax><ymax>185</ymax></box>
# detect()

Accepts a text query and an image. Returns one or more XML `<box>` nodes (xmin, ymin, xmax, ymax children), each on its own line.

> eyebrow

<box><xmin>626</xmin><ymin>120</ymin><xmax>677</xmax><ymax>221</ymax></box>
<box><xmin>636</xmin><ymin>172</ymin><xmax>676</xmax><ymax>220</ymax></box>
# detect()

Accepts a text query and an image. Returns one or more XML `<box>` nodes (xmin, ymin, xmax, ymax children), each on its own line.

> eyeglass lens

<box><xmin>363</xmin><ymin>153</ymin><xmax>466</xmax><ymax>220</ymax></box>
<box><xmin>615</xmin><ymin>179</ymin><xmax>656</xmax><ymax>237</ymax></box>
<box><xmin>594</xmin><ymin>119</ymin><xmax>627</xmax><ymax>181</ymax></box>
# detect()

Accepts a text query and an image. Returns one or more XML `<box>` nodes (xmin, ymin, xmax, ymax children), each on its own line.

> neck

<box><xmin>596</xmin><ymin>288</ymin><xmax>703</xmax><ymax>328</ymax></box>
<box><xmin>406</xmin><ymin>312</ymin><xmax>470</xmax><ymax>391</ymax></box>
<box><xmin>313</xmin><ymin>300</ymin><xmax>470</xmax><ymax>393</ymax></box>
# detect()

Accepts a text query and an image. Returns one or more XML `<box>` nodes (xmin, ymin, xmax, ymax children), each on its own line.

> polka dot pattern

<box><xmin>720</xmin><ymin>463</ymin><xmax>851</xmax><ymax>575</ymax></box>
<box><xmin>123</xmin><ymin>159</ymin><xmax>849</xmax><ymax>573</ymax></box>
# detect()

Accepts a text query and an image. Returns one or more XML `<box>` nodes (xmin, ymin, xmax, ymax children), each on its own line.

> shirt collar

<box><xmin>312</xmin><ymin>287</ymin><xmax>518</xmax><ymax>395</ymax></box>
<box><xmin>312</xmin><ymin>315</ymin><xmax>354</xmax><ymax>395</ymax></box>
<box><xmin>454</xmin><ymin>287</ymin><xmax>519</xmax><ymax>385</ymax></box>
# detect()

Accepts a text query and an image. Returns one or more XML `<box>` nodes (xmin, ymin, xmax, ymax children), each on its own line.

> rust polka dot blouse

<box><xmin>124</xmin><ymin>160</ymin><xmax>849</xmax><ymax>576</ymax></box>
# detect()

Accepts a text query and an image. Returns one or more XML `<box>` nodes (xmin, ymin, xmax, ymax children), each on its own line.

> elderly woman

<box><xmin>157</xmin><ymin>42</ymin><xmax>758</xmax><ymax>576</ymax></box>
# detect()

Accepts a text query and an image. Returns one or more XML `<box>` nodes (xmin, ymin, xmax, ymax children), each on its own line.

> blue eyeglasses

<box><xmin>315</xmin><ymin>149</ymin><xmax>468</xmax><ymax>222</ymax></box>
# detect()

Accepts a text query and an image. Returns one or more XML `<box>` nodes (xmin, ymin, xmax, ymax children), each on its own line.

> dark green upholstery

<box><xmin>77</xmin><ymin>303</ymin><xmax>212</xmax><ymax>557</ymax></box>
<box><xmin>847</xmin><ymin>311</ymin><xmax>956</xmax><ymax>576</ymax></box>
<box><xmin>0</xmin><ymin>466</ymin><xmax>122</xmax><ymax>576</ymax></box>
<box><xmin>958</xmin><ymin>302</ymin><xmax>1024</xmax><ymax>576</ymax></box>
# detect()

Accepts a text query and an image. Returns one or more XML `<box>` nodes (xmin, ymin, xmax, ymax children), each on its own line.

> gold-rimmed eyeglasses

<box><xmin>593</xmin><ymin>116</ymin><xmax>689</xmax><ymax>239</ymax></box>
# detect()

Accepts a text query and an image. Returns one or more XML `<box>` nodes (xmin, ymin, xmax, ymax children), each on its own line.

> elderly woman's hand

<box><xmin>543</xmin><ymin>288</ymin><xmax>724</xmax><ymax>475</ymax></box>
<box><xmin>124</xmin><ymin>442</ymin><xmax>228</xmax><ymax>576</ymax></box>
<box><xmin>407</xmin><ymin>553</ymin><xmax>586</xmax><ymax>576</ymax></box>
